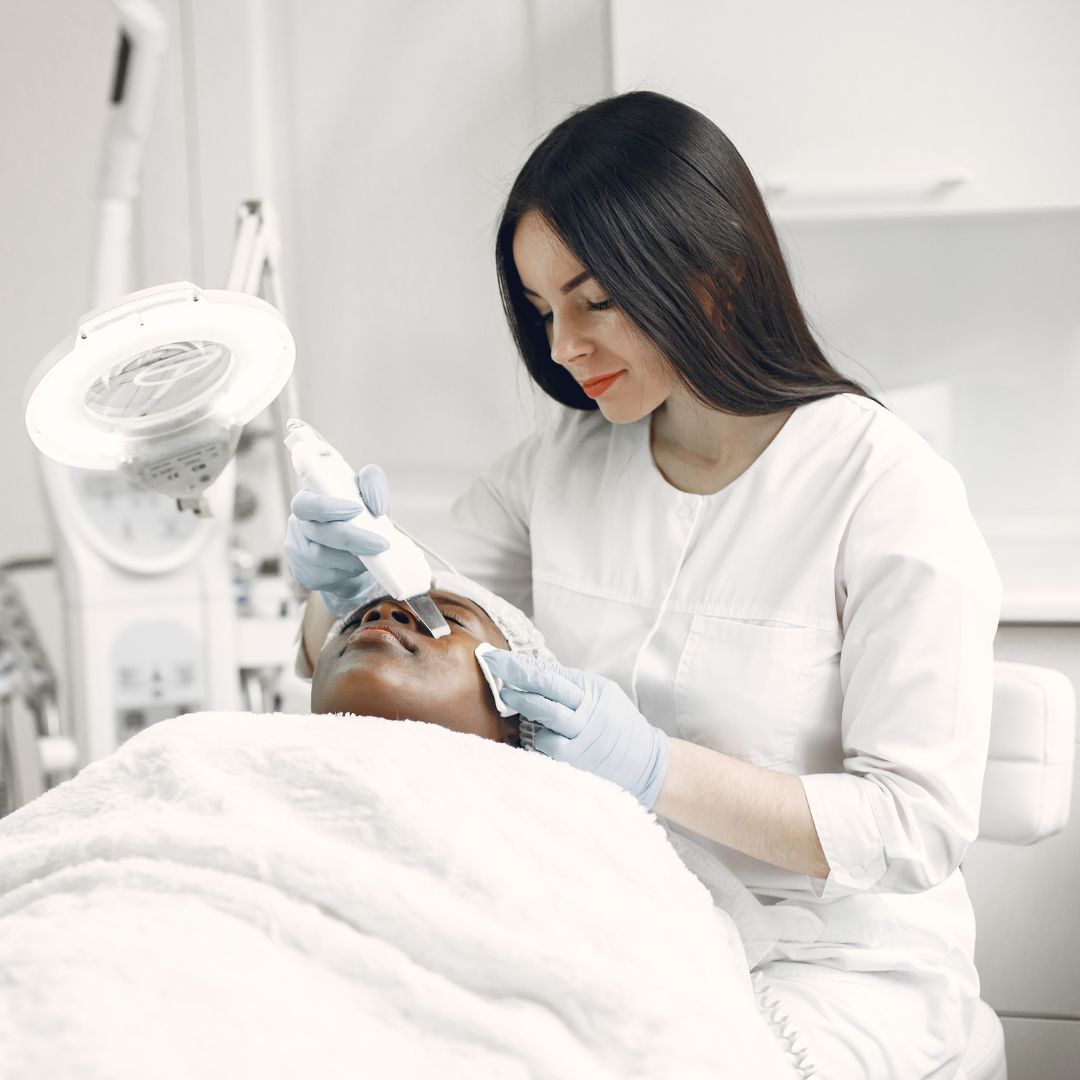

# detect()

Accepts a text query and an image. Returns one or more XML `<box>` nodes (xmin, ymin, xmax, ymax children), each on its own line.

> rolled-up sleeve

<box><xmin>800</xmin><ymin>452</ymin><xmax>1002</xmax><ymax>898</ymax></box>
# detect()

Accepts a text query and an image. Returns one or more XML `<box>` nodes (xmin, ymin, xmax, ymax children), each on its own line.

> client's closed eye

<box><xmin>442</xmin><ymin>612</ymin><xmax>467</xmax><ymax>628</ymax></box>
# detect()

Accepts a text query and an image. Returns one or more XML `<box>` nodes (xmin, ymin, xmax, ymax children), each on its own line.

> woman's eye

<box><xmin>443</xmin><ymin>612</ymin><xmax>467</xmax><ymax>628</ymax></box>
<box><xmin>531</xmin><ymin>300</ymin><xmax>611</xmax><ymax>326</ymax></box>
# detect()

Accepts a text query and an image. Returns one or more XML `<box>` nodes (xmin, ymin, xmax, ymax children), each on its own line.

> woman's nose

<box><xmin>363</xmin><ymin>601</ymin><xmax>413</xmax><ymax>627</ymax></box>
<box><xmin>548</xmin><ymin>315</ymin><xmax>594</xmax><ymax>367</ymax></box>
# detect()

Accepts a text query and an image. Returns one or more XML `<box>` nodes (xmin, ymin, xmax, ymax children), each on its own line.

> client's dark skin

<box><xmin>311</xmin><ymin>590</ymin><xmax>515</xmax><ymax>743</ymax></box>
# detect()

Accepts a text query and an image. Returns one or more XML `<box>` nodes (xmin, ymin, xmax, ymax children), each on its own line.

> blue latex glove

<box><xmin>284</xmin><ymin>463</ymin><xmax>392</xmax><ymax>617</ymax></box>
<box><xmin>482</xmin><ymin>650</ymin><xmax>670</xmax><ymax>809</ymax></box>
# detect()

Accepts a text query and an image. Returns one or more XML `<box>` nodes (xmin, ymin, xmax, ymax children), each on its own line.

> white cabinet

<box><xmin>611</xmin><ymin>0</ymin><xmax>1080</xmax><ymax>220</ymax></box>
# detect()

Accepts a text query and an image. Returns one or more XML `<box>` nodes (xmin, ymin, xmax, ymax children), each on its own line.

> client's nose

<box><xmin>362</xmin><ymin>600</ymin><xmax>414</xmax><ymax>628</ymax></box>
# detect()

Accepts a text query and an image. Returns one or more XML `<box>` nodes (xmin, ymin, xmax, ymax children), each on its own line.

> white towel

<box><xmin>0</xmin><ymin>712</ymin><xmax>795</xmax><ymax>1079</ymax></box>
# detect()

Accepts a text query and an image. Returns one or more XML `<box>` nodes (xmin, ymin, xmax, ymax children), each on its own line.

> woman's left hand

<box><xmin>481</xmin><ymin>650</ymin><xmax>670</xmax><ymax>809</ymax></box>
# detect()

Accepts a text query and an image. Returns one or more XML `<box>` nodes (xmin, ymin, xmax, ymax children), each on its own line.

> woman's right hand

<box><xmin>284</xmin><ymin>464</ymin><xmax>393</xmax><ymax>617</ymax></box>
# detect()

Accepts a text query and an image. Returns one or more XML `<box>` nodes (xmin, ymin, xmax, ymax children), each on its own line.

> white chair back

<box><xmin>979</xmin><ymin>661</ymin><xmax>1076</xmax><ymax>844</ymax></box>
<box><xmin>961</xmin><ymin>661</ymin><xmax>1076</xmax><ymax>1080</ymax></box>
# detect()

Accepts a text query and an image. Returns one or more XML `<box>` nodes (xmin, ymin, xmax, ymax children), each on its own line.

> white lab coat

<box><xmin>449</xmin><ymin>392</ymin><xmax>1002</xmax><ymax>1079</ymax></box>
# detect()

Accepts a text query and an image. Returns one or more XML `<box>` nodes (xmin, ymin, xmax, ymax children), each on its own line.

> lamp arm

<box><xmin>225</xmin><ymin>201</ymin><xmax>303</xmax><ymax>574</ymax></box>
<box><xmin>93</xmin><ymin>0</ymin><xmax>168</xmax><ymax>306</ymax></box>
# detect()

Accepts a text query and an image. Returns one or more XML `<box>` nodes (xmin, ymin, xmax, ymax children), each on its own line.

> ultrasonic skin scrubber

<box><xmin>284</xmin><ymin>419</ymin><xmax>450</xmax><ymax>639</ymax></box>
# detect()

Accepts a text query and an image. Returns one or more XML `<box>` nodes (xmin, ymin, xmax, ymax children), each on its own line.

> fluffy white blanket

<box><xmin>0</xmin><ymin>712</ymin><xmax>794</xmax><ymax>1079</ymax></box>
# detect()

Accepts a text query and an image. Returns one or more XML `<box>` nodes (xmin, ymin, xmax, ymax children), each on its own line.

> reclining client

<box><xmin>309</xmin><ymin>570</ymin><xmax>550</xmax><ymax>747</ymax></box>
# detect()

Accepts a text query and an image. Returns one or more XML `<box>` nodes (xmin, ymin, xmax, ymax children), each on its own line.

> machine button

<box><xmin>118</xmin><ymin>666</ymin><xmax>140</xmax><ymax>687</ymax></box>
<box><xmin>119</xmin><ymin>709</ymin><xmax>146</xmax><ymax>734</ymax></box>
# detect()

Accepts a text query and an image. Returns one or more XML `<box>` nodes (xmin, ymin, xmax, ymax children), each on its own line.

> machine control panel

<box><xmin>76</xmin><ymin>470</ymin><xmax>202</xmax><ymax>561</ymax></box>
<box><xmin>111</xmin><ymin>620</ymin><xmax>204</xmax><ymax>743</ymax></box>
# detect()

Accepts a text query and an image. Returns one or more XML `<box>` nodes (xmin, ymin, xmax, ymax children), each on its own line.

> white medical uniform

<box><xmin>449</xmin><ymin>392</ymin><xmax>1002</xmax><ymax>1079</ymax></box>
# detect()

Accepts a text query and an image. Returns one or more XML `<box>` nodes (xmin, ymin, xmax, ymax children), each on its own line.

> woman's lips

<box><xmin>341</xmin><ymin>624</ymin><xmax>414</xmax><ymax>654</ymax></box>
<box><xmin>580</xmin><ymin>371</ymin><xmax>625</xmax><ymax>399</ymax></box>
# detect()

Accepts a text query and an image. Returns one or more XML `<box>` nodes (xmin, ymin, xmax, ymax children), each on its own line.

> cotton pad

<box><xmin>475</xmin><ymin>642</ymin><xmax>541</xmax><ymax>751</ymax></box>
<box><xmin>474</xmin><ymin>642</ymin><xmax>516</xmax><ymax>718</ymax></box>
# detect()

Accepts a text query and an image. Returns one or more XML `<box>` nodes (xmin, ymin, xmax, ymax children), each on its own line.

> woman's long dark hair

<box><xmin>496</xmin><ymin>91</ymin><xmax>875</xmax><ymax>414</ymax></box>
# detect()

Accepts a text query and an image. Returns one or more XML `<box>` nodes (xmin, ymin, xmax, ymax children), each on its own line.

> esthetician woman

<box><xmin>285</xmin><ymin>91</ymin><xmax>1002</xmax><ymax>1078</ymax></box>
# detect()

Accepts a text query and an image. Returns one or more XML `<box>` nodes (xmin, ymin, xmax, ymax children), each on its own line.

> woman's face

<box><xmin>512</xmin><ymin>210</ymin><xmax>678</xmax><ymax>423</ymax></box>
<box><xmin>311</xmin><ymin>590</ymin><xmax>513</xmax><ymax>742</ymax></box>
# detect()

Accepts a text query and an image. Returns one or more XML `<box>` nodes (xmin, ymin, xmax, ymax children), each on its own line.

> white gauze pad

<box><xmin>474</xmin><ymin>642</ymin><xmax>516</xmax><ymax>718</ymax></box>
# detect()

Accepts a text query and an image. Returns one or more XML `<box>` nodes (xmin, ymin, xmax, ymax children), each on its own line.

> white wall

<box><xmin>778</xmin><ymin>209</ymin><xmax>1080</xmax><ymax>522</ymax></box>
<box><xmin>268</xmin><ymin>0</ymin><xmax>610</xmax><ymax>530</ymax></box>
<box><xmin>774</xmin><ymin>206</ymin><xmax>1080</xmax><ymax>619</ymax></box>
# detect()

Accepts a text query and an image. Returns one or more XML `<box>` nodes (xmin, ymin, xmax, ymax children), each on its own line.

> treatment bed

<box><xmin>0</xmin><ymin>712</ymin><xmax>799</xmax><ymax>1078</ymax></box>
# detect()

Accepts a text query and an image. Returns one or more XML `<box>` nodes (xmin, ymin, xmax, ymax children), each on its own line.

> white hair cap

<box><xmin>430</xmin><ymin>571</ymin><xmax>555</xmax><ymax>662</ymax></box>
<box><xmin>322</xmin><ymin>571</ymin><xmax>555</xmax><ymax>663</ymax></box>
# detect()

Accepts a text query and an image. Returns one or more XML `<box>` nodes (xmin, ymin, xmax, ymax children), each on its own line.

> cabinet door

<box><xmin>612</xmin><ymin>0</ymin><xmax>1080</xmax><ymax>219</ymax></box>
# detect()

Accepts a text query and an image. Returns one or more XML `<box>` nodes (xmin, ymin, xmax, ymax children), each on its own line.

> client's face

<box><xmin>311</xmin><ymin>590</ymin><xmax>513</xmax><ymax>742</ymax></box>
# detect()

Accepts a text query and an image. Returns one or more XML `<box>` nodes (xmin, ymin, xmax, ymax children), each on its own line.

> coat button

<box><xmin>677</xmin><ymin>504</ymin><xmax>693</xmax><ymax>520</ymax></box>
<box><xmin>850</xmin><ymin>864</ymin><xmax>866</xmax><ymax>879</ymax></box>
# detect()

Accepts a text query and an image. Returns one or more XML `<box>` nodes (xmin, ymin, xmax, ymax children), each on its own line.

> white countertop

<box><xmin>984</xmin><ymin>530</ymin><xmax>1080</xmax><ymax>624</ymax></box>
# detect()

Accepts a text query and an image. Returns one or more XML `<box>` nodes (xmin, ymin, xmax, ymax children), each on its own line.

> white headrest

<box><xmin>979</xmin><ymin>661</ymin><xmax>1076</xmax><ymax>844</ymax></box>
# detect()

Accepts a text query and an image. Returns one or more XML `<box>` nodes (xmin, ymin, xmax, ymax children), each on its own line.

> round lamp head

<box><xmin>25</xmin><ymin>282</ymin><xmax>296</xmax><ymax>511</ymax></box>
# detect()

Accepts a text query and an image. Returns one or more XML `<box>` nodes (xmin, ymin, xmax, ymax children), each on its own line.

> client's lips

<box><xmin>341</xmin><ymin>623</ymin><xmax>415</xmax><ymax>654</ymax></box>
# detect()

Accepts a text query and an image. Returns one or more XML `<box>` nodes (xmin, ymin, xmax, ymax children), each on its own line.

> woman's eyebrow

<box><xmin>521</xmin><ymin>270</ymin><xmax>593</xmax><ymax>298</ymax></box>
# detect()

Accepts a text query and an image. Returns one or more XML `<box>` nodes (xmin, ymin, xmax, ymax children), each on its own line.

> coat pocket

<box><xmin>675</xmin><ymin>616</ymin><xmax>835</xmax><ymax>767</ymax></box>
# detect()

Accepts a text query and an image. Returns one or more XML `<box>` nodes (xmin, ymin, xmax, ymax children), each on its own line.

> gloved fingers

<box><xmin>284</xmin><ymin>521</ymin><xmax>358</xmax><ymax>592</ymax></box>
<box><xmin>287</xmin><ymin>553</ymin><xmax>365</xmax><ymax>595</ymax></box>
<box><xmin>320</xmin><ymin>572</ymin><xmax>378</xmax><ymax>599</ymax></box>
<box><xmin>291</xmin><ymin>562</ymin><xmax>358</xmax><ymax>594</ymax></box>
<box><xmin>480</xmin><ymin>650</ymin><xmax>586</xmax><ymax>711</ymax></box>
<box><xmin>532</xmin><ymin>725</ymin><xmax>575</xmax><ymax>762</ymax></box>
<box><xmin>497</xmin><ymin>687</ymin><xmax>584</xmax><ymax>739</ymax></box>
<box><xmin>568</xmin><ymin>721</ymin><xmax>622</xmax><ymax>774</ymax></box>
<box><xmin>291</xmin><ymin>489</ymin><xmax>365</xmax><ymax>523</ymax></box>
<box><xmin>300</xmin><ymin>518</ymin><xmax>391</xmax><ymax>558</ymax></box>
<box><xmin>322</xmin><ymin>582</ymin><xmax>380</xmax><ymax>618</ymax></box>
<box><xmin>356</xmin><ymin>464</ymin><xmax>390</xmax><ymax>517</ymax></box>
<box><xmin>286</xmin><ymin>516</ymin><xmax>367</xmax><ymax>574</ymax></box>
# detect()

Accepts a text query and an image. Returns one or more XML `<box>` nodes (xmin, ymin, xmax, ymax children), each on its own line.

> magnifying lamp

<box><xmin>24</xmin><ymin>281</ymin><xmax>295</xmax><ymax>515</ymax></box>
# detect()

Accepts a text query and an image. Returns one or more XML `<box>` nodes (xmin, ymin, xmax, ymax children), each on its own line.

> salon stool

<box><xmin>958</xmin><ymin>661</ymin><xmax>1075</xmax><ymax>1080</ymax></box>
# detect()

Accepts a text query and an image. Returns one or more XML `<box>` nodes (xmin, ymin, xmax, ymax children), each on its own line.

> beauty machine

<box><xmin>0</xmin><ymin>0</ymin><xmax>310</xmax><ymax>797</ymax></box>
<box><xmin>22</xmin><ymin>284</ymin><xmax>297</xmax><ymax>765</ymax></box>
